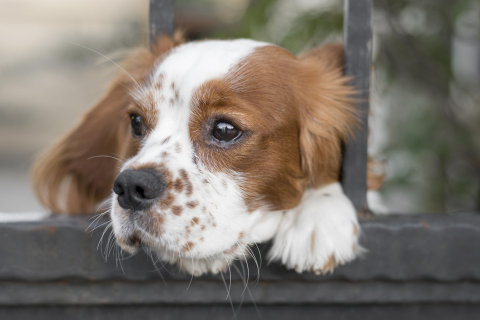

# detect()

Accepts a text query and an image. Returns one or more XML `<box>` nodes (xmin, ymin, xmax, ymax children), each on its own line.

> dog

<box><xmin>32</xmin><ymin>33</ymin><xmax>377</xmax><ymax>275</ymax></box>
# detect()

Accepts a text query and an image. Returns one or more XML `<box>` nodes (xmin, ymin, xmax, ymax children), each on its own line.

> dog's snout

<box><xmin>113</xmin><ymin>169</ymin><xmax>165</xmax><ymax>211</ymax></box>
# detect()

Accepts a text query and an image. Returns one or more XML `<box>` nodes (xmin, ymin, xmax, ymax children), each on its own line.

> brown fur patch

<box><xmin>173</xmin><ymin>178</ymin><xmax>184</xmax><ymax>193</ymax></box>
<box><xmin>161</xmin><ymin>151</ymin><xmax>169</xmax><ymax>158</ymax></box>
<box><xmin>140</xmin><ymin>208</ymin><xmax>165</xmax><ymax>237</ymax></box>
<box><xmin>171</xmin><ymin>205</ymin><xmax>183</xmax><ymax>216</ymax></box>
<box><xmin>161</xmin><ymin>136</ymin><xmax>171</xmax><ymax>145</ymax></box>
<box><xmin>160</xmin><ymin>192</ymin><xmax>175</xmax><ymax>210</ymax></box>
<box><xmin>367</xmin><ymin>156</ymin><xmax>385</xmax><ymax>190</ymax></box>
<box><xmin>175</xmin><ymin>143</ymin><xmax>182</xmax><ymax>153</ymax></box>
<box><xmin>150</xmin><ymin>30</ymin><xmax>186</xmax><ymax>56</ymax></box>
<box><xmin>182</xmin><ymin>241</ymin><xmax>195</xmax><ymax>252</ymax></box>
<box><xmin>179</xmin><ymin>169</ymin><xmax>193</xmax><ymax>196</ymax></box>
<box><xmin>321</xmin><ymin>255</ymin><xmax>337</xmax><ymax>273</ymax></box>
<box><xmin>154</xmin><ymin>81</ymin><xmax>163</xmax><ymax>91</ymax></box>
<box><xmin>189</xmin><ymin>44</ymin><xmax>356</xmax><ymax>212</ymax></box>
<box><xmin>186</xmin><ymin>200</ymin><xmax>199</xmax><ymax>209</ymax></box>
<box><xmin>310</xmin><ymin>232</ymin><xmax>315</xmax><ymax>254</ymax></box>
<box><xmin>353</xmin><ymin>224</ymin><xmax>359</xmax><ymax>237</ymax></box>
<box><xmin>192</xmin><ymin>217</ymin><xmax>199</xmax><ymax>224</ymax></box>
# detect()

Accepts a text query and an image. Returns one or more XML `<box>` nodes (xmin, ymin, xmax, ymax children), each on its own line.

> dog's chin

<box><xmin>115</xmin><ymin>232</ymin><xmax>147</xmax><ymax>254</ymax></box>
<box><xmin>115</xmin><ymin>231</ymin><xmax>246</xmax><ymax>276</ymax></box>
<box><xmin>159</xmin><ymin>246</ymin><xmax>246</xmax><ymax>276</ymax></box>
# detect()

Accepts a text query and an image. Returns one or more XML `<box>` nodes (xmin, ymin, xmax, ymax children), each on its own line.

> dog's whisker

<box><xmin>233</xmin><ymin>264</ymin><xmax>263</xmax><ymax>320</ymax></box>
<box><xmin>220</xmin><ymin>271</ymin><xmax>237</xmax><ymax>320</ymax></box>
<box><xmin>221</xmin><ymin>253</ymin><xmax>233</xmax><ymax>300</ymax></box>
<box><xmin>245</xmin><ymin>245</ymin><xmax>259</xmax><ymax>284</ymax></box>
<box><xmin>232</xmin><ymin>263</ymin><xmax>247</xmax><ymax>319</ymax></box>
<box><xmin>66</xmin><ymin>41</ymin><xmax>140</xmax><ymax>88</ymax></box>
<box><xmin>88</xmin><ymin>155</ymin><xmax>126</xmax><ymax>164</ymax></box>
<box><xmin>240</xmin><ymin>250</ymin><xmax>250</xmax><ymax>297</ymax></box>
<box><xmin>97</xmin><ymin>222</ymin><xmax>113</xmax><ymax>252</ymax></box>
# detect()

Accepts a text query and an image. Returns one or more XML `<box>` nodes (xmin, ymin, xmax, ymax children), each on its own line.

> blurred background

<box><xmin>0</xmin><ymin>0</ymin><xmax>479</xmax><ymax>214</ymax></box>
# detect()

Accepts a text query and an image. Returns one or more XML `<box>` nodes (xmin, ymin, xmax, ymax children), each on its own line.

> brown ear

<box><xmin>32</xmin><ymin>33</ymin><xmax>185</xmax><ymax>214</ymax></box>
<box><xmin>296</xmin><ymin>43</ymin><xmax>358</xmax><ymax>188</ymax></box>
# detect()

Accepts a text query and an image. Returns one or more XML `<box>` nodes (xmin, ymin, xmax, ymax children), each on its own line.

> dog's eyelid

<box><xmin>210</xmin><ymin>113</ymin><xmax>249</xmax><ymax>132</ymax></box>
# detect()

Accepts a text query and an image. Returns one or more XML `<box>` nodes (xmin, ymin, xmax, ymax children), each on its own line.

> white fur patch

<box><xmin>268</xmin><ymin>182</ymin><xmax>361</xmax><ymax>274</ymax></box>
<box><xmin>150</xmin><ymin>39</ymin><xmax>269</xmax><ymax>102</ymax></box>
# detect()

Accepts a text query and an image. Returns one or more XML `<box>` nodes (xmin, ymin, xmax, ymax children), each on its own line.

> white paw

<box><xmin>268</xmin><ymin>182</ymin><xmax>361</xmax><ymax>274</ymax></box>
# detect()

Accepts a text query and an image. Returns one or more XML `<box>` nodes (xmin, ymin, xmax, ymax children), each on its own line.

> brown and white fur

<box><xmin>32</xmin><ymin>33</ymin><xmax>374</xmax><ymax>275</ymax></box>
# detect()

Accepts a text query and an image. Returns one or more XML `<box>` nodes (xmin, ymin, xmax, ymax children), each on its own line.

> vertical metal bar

<box><xmin>341</xmin><ymin>0</ymin><xmax>372</xmax><ymax>213</ymax></box>
<box><xmin>149</xmin><ymin>0</ymin><xmax>175</xmax><ymax>51</ymax></box>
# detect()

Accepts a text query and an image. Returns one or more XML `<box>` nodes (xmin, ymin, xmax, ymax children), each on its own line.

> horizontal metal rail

<box><xmin>1</xmin><ymin>213</ymin><xmax>480</xmax><ymax>282</ymax></box>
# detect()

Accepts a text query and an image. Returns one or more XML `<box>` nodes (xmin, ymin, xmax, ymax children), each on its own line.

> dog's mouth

<box><xmin>223</xmin><ymin>244</ymin><xmax>238</xmax><ymax>255</ymax></box>
<box><xmin>127</xmin><ymin>233</ymin><xmax>143</xmax><ymax>247</ymax></box>
<box><xmin>121</xmin><ymin>233</ymin><xmax>240</xmax><ymax>258</ymax></box>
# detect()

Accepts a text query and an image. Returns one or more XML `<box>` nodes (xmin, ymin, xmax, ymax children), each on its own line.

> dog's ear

<box><xmin>32</xmin><ymin>33</ymin><xmax>185</xmax><ymax>214</ymax></box>
<box><xmin>31</xmin><ymin>51</ymin><xmax>150</xmax><ymax>214</ymax></box>
<box><xmin>296</xmin><ymin>43</ymin><xmax>358</xmax><ymax>188</ymax></box>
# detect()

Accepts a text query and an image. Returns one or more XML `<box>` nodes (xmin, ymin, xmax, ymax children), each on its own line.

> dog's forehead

<box><xmin>133</xmin><ymin>40</ymin><xmax>273</xmax><ymax>161</ymax></box>
<box><xmin>152</xmin><ymin>39</ymin><xmax>269</xmax><ymax>94</ymax></box>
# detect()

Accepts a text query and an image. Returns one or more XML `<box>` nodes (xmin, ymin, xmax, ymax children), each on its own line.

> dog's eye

<box><xmin>212</xmin><ymin>121</ymin><xmax>241</xmax><ymax>142</ymax></box>
<box><xmin>130</xmin><ymin>114</ymin><xmax>143</xmax><ymax>138</ymax></box>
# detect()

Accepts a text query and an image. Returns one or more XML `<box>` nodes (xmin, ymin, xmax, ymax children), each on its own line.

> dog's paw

<box><xmin>268</xmin><ymin>182</ymin><xmax>361</xmax><ymax>274</ymax></box>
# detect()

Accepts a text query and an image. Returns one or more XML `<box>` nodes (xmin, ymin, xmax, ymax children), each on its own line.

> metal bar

<box><xmin>2</xmin><ymin>213</ymin><xmax>480</xmax><ymax>282</ymax></box>
<box><xmin>341</xmin><ymin>0</ymin><xmax>372</xmax><ymax>213</ymax></box>
<box><xmin>3</xmin><ymin>304</ymin><xmax>480</xmax><ymax>320</ymax></box>
<box><xmin>2</xmin><ymin>280</ymin><xmax>480</xmax><ymax>305</ymax></box>
<box><xmin>149</xmin><ymin>0</ymin><xmax>175</xmax><ymax>51</ymax></box>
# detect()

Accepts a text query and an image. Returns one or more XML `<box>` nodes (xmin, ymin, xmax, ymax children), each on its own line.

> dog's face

<box><xmin>32</xmin><ymin>35</ymin><xmax>357</xmax><ymax>275</ymax></box>
<box><xmin>111</xmin><ymin>40</ymin><xmax>307</xmax><ymax>271</ymax></box>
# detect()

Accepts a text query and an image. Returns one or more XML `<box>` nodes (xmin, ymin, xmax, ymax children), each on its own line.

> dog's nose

<box><xmin>113</xmin><ymin>169</ymin><xmax>166</xmax><ymax>211</ymax></box>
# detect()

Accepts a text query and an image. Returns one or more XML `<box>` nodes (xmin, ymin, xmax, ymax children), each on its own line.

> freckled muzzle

<box><xmin>113</xmin><ymin>169</ymin><xmax>166</xmax><ymax>211</ymax></box>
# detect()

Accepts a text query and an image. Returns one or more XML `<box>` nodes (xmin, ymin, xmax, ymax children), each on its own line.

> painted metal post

<box><xmin>149</xmin><ymin>0</ymin><xmax>175</xmax><ymax>51</ymax></box>
<box><xmin>341</xmin><ymin>0</ymin><xmax>372</xmax><ymax>213</ymax></box>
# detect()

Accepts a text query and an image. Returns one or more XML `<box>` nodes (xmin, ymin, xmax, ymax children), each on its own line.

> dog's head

<box><xmin>32</xmin><ymin>34</ymin><xmax>356</xmax><ymax>274</ymax></box>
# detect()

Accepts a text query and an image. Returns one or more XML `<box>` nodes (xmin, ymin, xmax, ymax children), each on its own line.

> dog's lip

<box><xmin>223</xmin><ymin>244</ymin><xmax>238</xmax><ymax>254</ymax></box>
<box><xmin>126</xmin><ymin>233</ymin><xmax>143</xmax><ymax>247</ymax></box>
